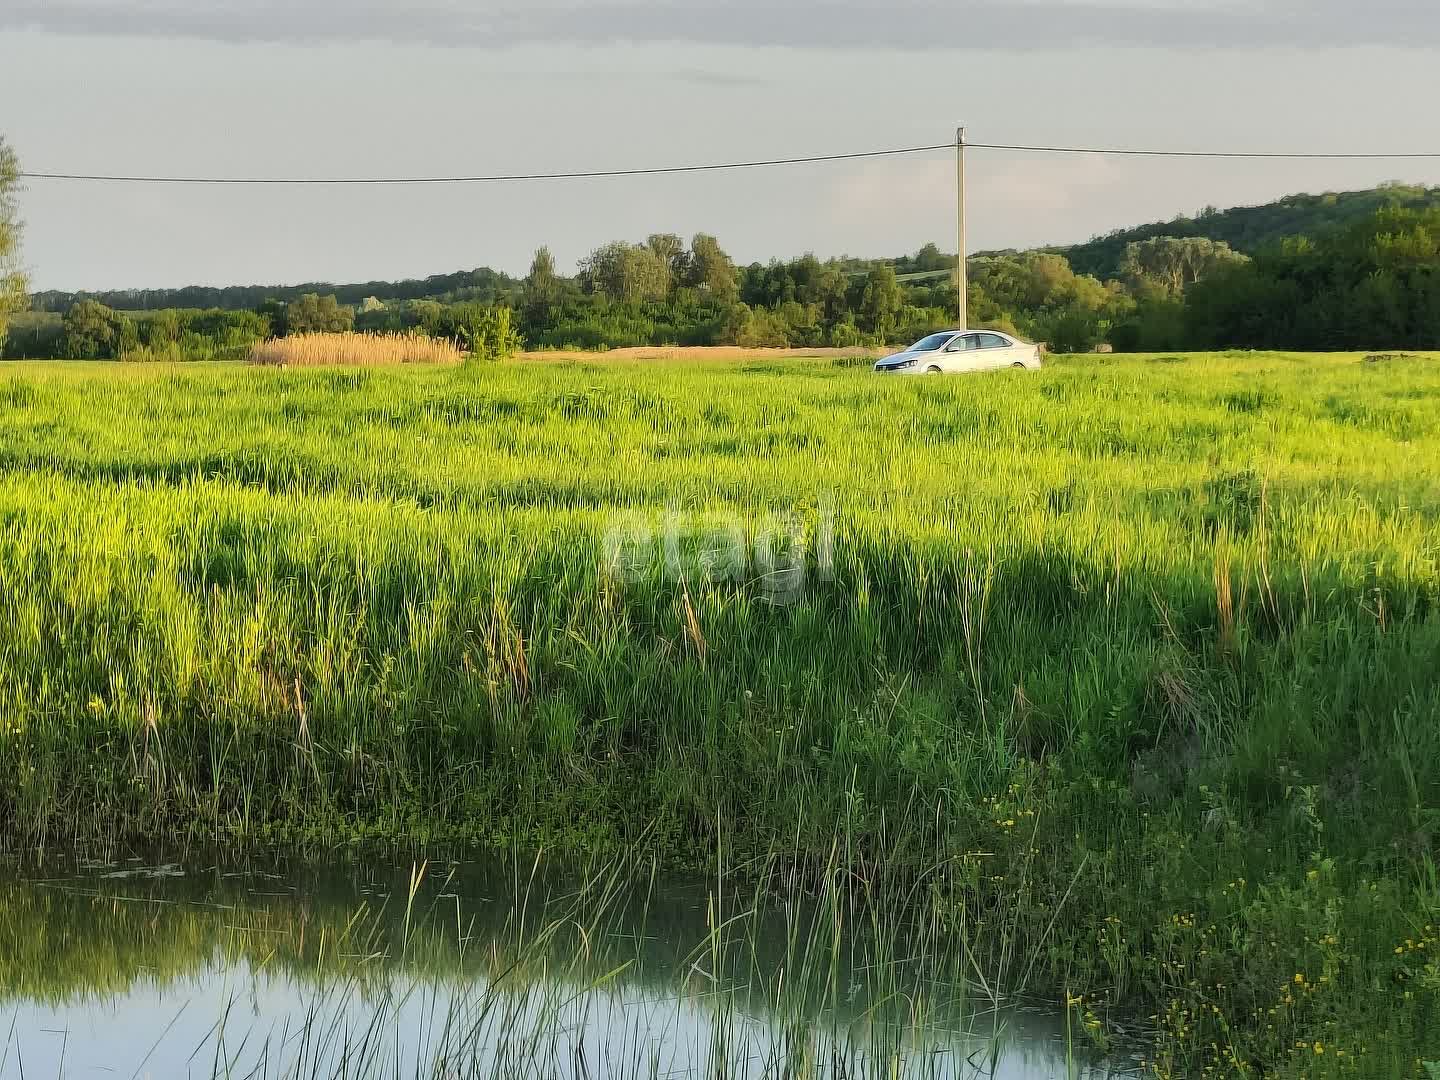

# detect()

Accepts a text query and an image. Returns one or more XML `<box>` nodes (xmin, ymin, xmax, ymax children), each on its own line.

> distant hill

<box><xmin>1050</xmin><ymin>184</ymin><xmax>1440</xmax><ymax>279</ymax></box>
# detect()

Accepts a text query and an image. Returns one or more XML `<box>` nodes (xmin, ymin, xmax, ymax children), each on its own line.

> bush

<box><xmin>460</xmin><ymin>306</ymin><xmax>523</xmax><ymax>361</ymax></box>
<box><xmin>1036</xmin><ymin>306</ymin><xmax>1107</xmax><ymax>354</ymax></box>
<box><xmin>735</xmin><ymin>307</ymin><xmax>791</xmax><ymax>348</ymax></box>
<box><xmin>1110</xmin><ymin>297</ymin><xmax>1187</xmax><ymax>352</ymax></box>
<box><xmin>281</xmin><ymin>294</ymin><xmax>354</xmax><ymax>335</ymax></box>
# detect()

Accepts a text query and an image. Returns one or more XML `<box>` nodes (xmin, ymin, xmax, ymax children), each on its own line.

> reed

<box><xmin>248</xmin><ymin>331</ymin><xmax>464</xmax><ymax>367</ymax></box>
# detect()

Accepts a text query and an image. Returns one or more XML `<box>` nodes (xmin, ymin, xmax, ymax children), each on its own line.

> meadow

<box><xmin>0</xmin><ymin>351</ymin><xmax>1437</xmax><ymax>1076</ymax></box>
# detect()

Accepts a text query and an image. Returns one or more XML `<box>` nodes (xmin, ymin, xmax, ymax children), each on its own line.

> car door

<box><xmin>942</xmin><ymin>333</ymin><xmax>983</xmax><ymax>372</ymax></box>
<box><xmin>977</xmin><ymin>332</ymin><xmax>1014</xmax><ymax>368</ymax></box>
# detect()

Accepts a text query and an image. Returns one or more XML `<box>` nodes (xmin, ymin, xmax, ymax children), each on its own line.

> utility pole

<box><xmin>955</xmin><ymin>125</ymin><xmax>968</xmax><ymax>329</ymax></box>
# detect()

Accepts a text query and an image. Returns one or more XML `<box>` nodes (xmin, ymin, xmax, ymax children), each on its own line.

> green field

<box><xmin>0</xmin><ymin>351</ymin><xmax>1438</xmax><ymax>1076</ymax></box>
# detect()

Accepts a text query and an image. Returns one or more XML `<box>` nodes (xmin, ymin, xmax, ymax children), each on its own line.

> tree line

<box><xmin>28</xmin><ymin>267</ymin><xmax>517</xmax><ymax>314</ymax></box>
<box><xmin>1182</xmin><ymin>207</ymin><xmax>1440</xmax><ymax>350</ymax></box>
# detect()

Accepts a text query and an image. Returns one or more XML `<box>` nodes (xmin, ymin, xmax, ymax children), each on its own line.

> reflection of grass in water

<box><xmin>0</xmin><ymin>850</ymin><xmax>1085</xmax><ymax>1079</ymax></box>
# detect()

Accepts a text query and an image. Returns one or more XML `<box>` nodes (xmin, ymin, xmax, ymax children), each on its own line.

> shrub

<box><xmin>828</xmin><ymin>321</ymin><xmax>864</xmax><ymax>349</ymax></box>
<box><xmin>458</xmin><ymin>306</ymin><xmax>523</xmax><ymax>361</ymax></box>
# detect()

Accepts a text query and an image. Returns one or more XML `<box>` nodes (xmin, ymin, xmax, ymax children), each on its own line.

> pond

<box><xmin>0</xmin><ymin>853</ymin><xmax>1140</xmax><ymax>1079</ymax></box>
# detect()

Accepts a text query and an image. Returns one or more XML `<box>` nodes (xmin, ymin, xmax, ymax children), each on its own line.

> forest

<box><xmin>4</xmin><ymin>185</ymin><xmax>1439</xmax><ymax>360</ymax></box>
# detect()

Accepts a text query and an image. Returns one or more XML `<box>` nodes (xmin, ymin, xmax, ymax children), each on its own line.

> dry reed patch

<box><xmin>248</xmin><ymin>333</ymin><xmax>464</xmax><ymax>367</ymax></box>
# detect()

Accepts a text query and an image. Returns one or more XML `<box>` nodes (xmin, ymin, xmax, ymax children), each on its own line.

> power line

<box><xmin>18</xmin><ymin>143</ymin><xmax>957</xmax><ymax>185</ymax></box>
<box><xmin>968</xmin><ymin>143</ymin><xmax>1440</xmax><ymax>160</ymax></box>
<box><xmin>18</xmin><ymin>140</ymin><xmax>1440</xmax><ymax>185</ymax></box>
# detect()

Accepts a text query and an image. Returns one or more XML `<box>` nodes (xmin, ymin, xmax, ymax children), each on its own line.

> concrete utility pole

<box><xmin>956</xmin><ymin>125</ymin><xmax>968</xmax><ymax>329</ymax></box>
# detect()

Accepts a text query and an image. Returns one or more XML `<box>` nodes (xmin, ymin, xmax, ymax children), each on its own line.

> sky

<box><xmin>2</xmin><ymin>0</ymin><xmax>1439</xmax><ymax>291</ymax></box>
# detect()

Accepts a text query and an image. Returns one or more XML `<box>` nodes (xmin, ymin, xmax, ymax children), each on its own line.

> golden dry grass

<box><xmin>248</xmin><ymin>333</ymin><xmax>464</xmax><ymax>367</ymax></box>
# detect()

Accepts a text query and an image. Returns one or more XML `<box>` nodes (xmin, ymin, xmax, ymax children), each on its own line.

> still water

<box><xmin>0</xmin><ymin>854</ymin><xmax>1139</xmax><ymax>1079</ymax></box>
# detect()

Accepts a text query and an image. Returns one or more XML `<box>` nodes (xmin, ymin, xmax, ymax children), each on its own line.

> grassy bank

<box><xmin>0</xmin><ymin>352</ymin><xmax>1437</xmax><ymax>1075</ymax></box>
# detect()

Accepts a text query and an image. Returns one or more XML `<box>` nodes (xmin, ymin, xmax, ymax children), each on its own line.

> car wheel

<box><xmin>1012</xmin><ymin>362</ymin><xmax>1027</xmax><ymax>369</ymax></box>
<box><xmin>926</xmin><ymin>366</ymin><xmax>942</xmax><ymax>375</ymax></box>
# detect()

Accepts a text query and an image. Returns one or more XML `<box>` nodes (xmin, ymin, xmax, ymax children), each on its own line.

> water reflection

<box><xmin>0</xmin><ymin>855</ymin><xmax>1137</xmax><ymax>1078</ymax></box>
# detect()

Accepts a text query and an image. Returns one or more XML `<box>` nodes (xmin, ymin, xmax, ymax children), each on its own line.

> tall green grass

<box><xmin>0</xmin><ymin>352</ymin><xmax>1437</xmax><ymax>1075</ymax></box>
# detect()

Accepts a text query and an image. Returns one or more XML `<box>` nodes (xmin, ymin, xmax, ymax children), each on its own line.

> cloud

<box><xmin>3</xmin><ymin>0</ymin><xmax>1436</xmax><ymax>51</ymax></box>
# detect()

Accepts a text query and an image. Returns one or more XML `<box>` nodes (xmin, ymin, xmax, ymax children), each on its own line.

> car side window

<box><xmin>978</xmin><ymin>333</ymin><xmax>1009</xmax><ymax>349</ymax></box>
<box><xmin>947</xmin><ymin>335</ymin><xmax>980</xmax><ymax>352</ymax></box>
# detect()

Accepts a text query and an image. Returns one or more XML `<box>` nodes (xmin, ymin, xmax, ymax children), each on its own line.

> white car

<box><xmin>874</xmin><ymin>330</ymin><xmax>1043</xmax><ymax>375</ymax></box>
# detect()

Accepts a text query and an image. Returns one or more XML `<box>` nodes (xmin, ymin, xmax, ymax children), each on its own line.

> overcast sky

<box><xmin>2</xmin><ymin>0</ymin><xmax>1438</xmax><ymax>290</ymax></box>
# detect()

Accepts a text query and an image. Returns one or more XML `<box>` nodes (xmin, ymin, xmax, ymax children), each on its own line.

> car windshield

<box><xmin>908</xmin><ymin>333</ymin><xmax>953</xmax><ymax>353</ymax></box>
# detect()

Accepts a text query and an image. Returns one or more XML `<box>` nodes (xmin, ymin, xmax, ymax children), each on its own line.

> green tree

<box><xmin>829</xmin><ymin>319</ymin><xmax>863</xmax><ymax>348</ymax></box>
<box><xmin>965</xmin><ymin>251</ymin><xmax>1129</xmax><ymax>344</ymax></box>
<box><xmin>1037</xmin><ymin>305</ymin><xmax>1106</xmax><ymax>353</ymax></box>
<box><xmin>621</xmin><ymin>247</ymin><xmax>670</xmax><ymax>303</ymax></box>
<box><xmin>523</xmin><ymin>246</ymin><xmax>563</xmax><ymax>324</ymax></box>
<box><xmin>115</xmin><ymin>313</ymin><xmax>139</xmax><ymax>356</ymax></box>
<box><xmin>0</xmin><ymin>136</ymin><xmax>28</xmax><ymax>348</ymax></box>
<box><xmin>912</xmin><ymin>243</ymin><xmax>949</xmax><ymax>273</ymax></box>
<box><xmin>734</xmin><ymin>305</ymin><xmax>790</xmax><ymax>348</ymax></box>
<box><xmin>283</xmin><ymin>293</ymin><xmax>354</xmax><ymax>335</ymax></box>
<box><xmin>143</xmin><ymin>309</ymin><xmax>182</xmax><ymax>347</ymax></box>
<box><xmin>1120</xmin><ymin>236</ymin><xmax>1249</xmax><ymax>296</ymax></box>
<box><xmin>255</xmin><ymin>299</ymin><xmax>286</xmax><ymax>337</ymax></box>
<box><xmin>1109</xmin><ymin>296</ymin><xmax>1187</xmax><ymax>352</ymax></box>
<box><xmin>685</xmin><ymin>234</ymin><xmax>739</xmax><ymax>304</ymax></box>
<box><xmin>526</xmin><ymin>247</ymin><xmax>559</xmax><ymax>298</ymax></box>
<box><xmin>62</xmin><ymin>300</ymin><xmax>121</xmax><ymax>359</ymax></box>
<box><xmin>579</xmin><ymin>242</ymin><xmax>625</xmax><ymax>299</ymax></box>
<box><xmin>579</xmin><ymin>242</ymin><xmax>669</xmax><ymax>303</ymax></box>
<box><xmin>645</xmin><ymin>234</ymin><xmax>687</xmax><ymax>293</ymax></box>
<box><xmin>804</xmin><ymin>264</ymin><xmax>852</xmax><ymax>327</ymax></box>
<box><xmin>410</xmin><ymin>300</ymin><xmax>446</xmax><ymax>337</ymax></box>
<box><xmin>859</xmin><ymin>266</ymin><xmax>902</xmax><ymax>342</ymax></box>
